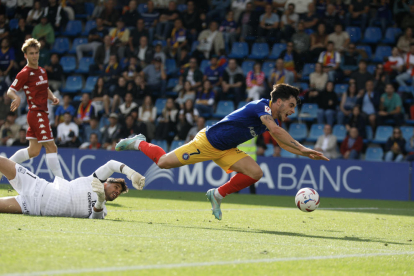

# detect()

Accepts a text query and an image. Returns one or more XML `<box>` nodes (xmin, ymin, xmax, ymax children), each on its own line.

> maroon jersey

<box><xmin>10</xmin><ymin>65</ymin><xmax>49</xmax><ymax>112</ymax></box>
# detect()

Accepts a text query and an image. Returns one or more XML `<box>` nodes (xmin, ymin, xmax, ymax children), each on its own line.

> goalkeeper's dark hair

<box><xmin>270</xmin><ymin>83</ymin><xmax>300</xmax><ymax>103</ymax></box>
<box><xmin>107</xmin><ymin>178</ymin><xmax>129</xmax><ymax>194</ymax></box>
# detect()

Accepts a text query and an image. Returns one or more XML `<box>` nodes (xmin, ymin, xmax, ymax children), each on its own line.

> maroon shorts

<box><xmin>26</xmin><ymin>110</ymin><xmax>54</xmax><ymax>143</ymax></box>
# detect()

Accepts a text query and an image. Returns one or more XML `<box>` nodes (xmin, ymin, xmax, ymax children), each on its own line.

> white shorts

<box><xmin>9</xmin><ymin>164</ymin><xmax>49</xmax><ymax>216</ymax></box>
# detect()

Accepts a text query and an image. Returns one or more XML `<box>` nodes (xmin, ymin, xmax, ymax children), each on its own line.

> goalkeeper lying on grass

<box><xmin>0</xmin><ymin>157</ymin><xmax>145</xmax><ymax>219</ymax></box>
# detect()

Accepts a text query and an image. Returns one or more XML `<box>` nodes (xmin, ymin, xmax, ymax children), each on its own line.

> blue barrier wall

<box><xmin>0</xmin><ymin>146</ymin><xmax>411</xmax><ymax>201</ymax></box>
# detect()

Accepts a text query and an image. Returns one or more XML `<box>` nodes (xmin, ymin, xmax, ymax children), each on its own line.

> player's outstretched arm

<box><xmin>94</xmin><ymin>160</ymin><xmax>145</xmax><ymax>190</ymax></box>
<box><xmin>7</xmin><ymin>88</ymin><xmax>21</xmax><ymax>112</ymax></box>
<box><xmin>260</xmin><ymin>115</ymin><xmax>329</xmax><ymax>161</ymax></box>
<box><xmin>47</xmin><ymin>88</ymin><xmax>59</xmax><ymax>105</ymax></box>
<box><xmin>90</xmin><ymin>177</ymin><xmax>105</xmax><ymax>219</ymax></box>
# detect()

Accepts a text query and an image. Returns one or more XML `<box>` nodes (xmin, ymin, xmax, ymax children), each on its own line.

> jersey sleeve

<box><xmin>10</xmin><ymin>70</ymin><xmax>28</xmax><ymax>92</ymax></box>
<box><xmin>254</xmin><ymin>100</ymin><xmax>273</xmax><ymax>118</ymax></box>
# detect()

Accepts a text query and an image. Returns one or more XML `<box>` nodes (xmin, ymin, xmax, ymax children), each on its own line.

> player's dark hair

<box><xmin>107</xmin><ymin>178</ymin><xmax>129</xmax><ymax>194</ymax></box>
<box><xmin>270</xmin><ymin>84</ymin><xmax>300</xmax><ymax>103</ymax></box>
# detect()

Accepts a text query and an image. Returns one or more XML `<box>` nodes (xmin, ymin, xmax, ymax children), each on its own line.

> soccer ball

<box><xmin>295</xmin><ymin>188</ymin><xmax>320</xmax><ymax>212</ymax></box>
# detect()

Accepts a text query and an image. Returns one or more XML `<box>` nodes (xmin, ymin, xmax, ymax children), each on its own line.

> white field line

<box><xmin>110</xmin><ymin>207</ymin><xmax>414</xmax><ymax>212</ymax></box>
<box><xmin>2</xmin><ymin>251</ymin><xmax>414</xmax><ymax>276</ymax></box>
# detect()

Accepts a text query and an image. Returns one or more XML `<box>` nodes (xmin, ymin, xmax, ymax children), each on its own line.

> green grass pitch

<box><xmin>0</xmin><ymin>184</ymin><xmax>413</xmax><ymax>276</ymax></box>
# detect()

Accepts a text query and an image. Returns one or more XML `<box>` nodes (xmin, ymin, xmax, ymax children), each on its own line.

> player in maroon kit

<box><xmin>2</xmin><ymin>38</ymin><xmax>63</xmax><ymax>179</ymax></box>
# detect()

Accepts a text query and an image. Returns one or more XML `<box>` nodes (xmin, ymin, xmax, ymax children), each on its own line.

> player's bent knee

<box><xmin>251</xmin><ymin>168</ymin><xmax>263</xmax><ymax>180</ymax></box>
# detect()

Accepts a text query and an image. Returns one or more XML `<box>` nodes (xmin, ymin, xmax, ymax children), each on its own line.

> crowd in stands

<box><xmin>3</xmin><ymin>0</ymin><xmax>414</xmax><ymax>162</ymax></box>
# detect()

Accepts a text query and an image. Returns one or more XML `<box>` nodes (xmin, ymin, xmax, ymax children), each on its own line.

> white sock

<box><xmin>214</xmin><ymin>189</ymin><xmax>223</xmax><ymax>201</ymax></box>
<box><xmin>46</xmin><ymin>152</ymin><xmax>63</xmax><ymax>178</ymax></box>
<box><xmin>134</xmin><ymin>139</ymin><xmax>143</xmax><ymax>150</ymax></box>
<box><xmin>9</xmin><ymin>149</ymin><xmax>30</xmax><ymax>163</ymax></box>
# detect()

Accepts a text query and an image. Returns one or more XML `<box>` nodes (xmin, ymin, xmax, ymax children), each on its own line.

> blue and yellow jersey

<box><xmin>206</xmin><ymin>99</ymin><xmax>279</xmax><ymax>150</ymax></box>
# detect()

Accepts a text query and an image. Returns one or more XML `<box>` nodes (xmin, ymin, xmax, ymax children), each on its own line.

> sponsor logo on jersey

<box><xmin>40</xmin><ymin>130</ymin><xmax>46</xmax><ymax>134</ymax></box>
<box><xmin>18</xmin><ymin>166</ymin><xmax>26</xmax><ymax>174</ymax></box>
<box><xmin>30</xmin><ymin>72</ymin><xmax>34</xmax><ymax>75</ymax></box>
<box><xmin>12</xmin><ymin>79</ymin><xmax>18</xmax><ymax>86</ymax></box>
<box><xmin>23</xmin><ymin>85</ymin><xmax>28</xmax><ymax>89</ymax></box>
<box><xmin>37</xmin><ymin>113</ymin><xmax>42</xmax><ymax>117</ymax></box>
<box><xmin>265</xmin><ymin>106</ymin><xmax>272</xmax><ymax>115</ymax></box>
<box><xmin>182</xmin><ymin>153</ymin><xmax>190</xmax><ymax>160</ymax></box>
<box><xmin>31</xmin><ymin>105</ymin><xmax>37</xmax><ymax>108</ymax></box>
<box><xmin>42</xmin><ymin>136</ymin><xmax>48</xmax><ymax>140</ymax></box>
<box><xmin>39</xmin><ymin>124</ymin><xmax>45</xmax><ymax>128</ymax></box>
<box><xmin>38</xmin><ymin>118</ymin><xmax>44</xmax><ymax>122</ymax></box>
<box><xmin>36</xmin><ymin>80</ymin><xmax>48</xmax><ymax>85</ymax></box>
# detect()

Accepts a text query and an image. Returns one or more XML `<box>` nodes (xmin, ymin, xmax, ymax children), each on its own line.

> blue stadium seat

<box><xmin>9</xmin><ymin>18</ymin><xmax>18</xmax><ymax>29</ymax></box>
<box><xmin>152</xmin><ymin>40</ymin><xmax>167</xmax><ymax>47</ymax></box>
<box><xmin>191</xmin><ymin>40</ymin><xmax>199</xmax><ymax>53</ymax></box>
<box><xmin>167</xmin><ymin>78</ymin><xmax>179</xmax><ymax>89</ymax></box>
<box><xmin>62</xmin><ymin>76</ymin><xmax>83</xmax><ymax>93</ymax></box>
<box><xmin>165</xmin><ymin>59</ymin><xmax>177</xmax><ymax>76</ymax></box>
<box><xmin>281</xmin><ymin>148</ymin><xmax>296</xmax><ymax>158</ymax></box>
<box><xmin>299</xmin><ymin>103</ymin><xmax>318</xmax><ymax>121</ymax></box>
<box><xmin>63</xmin><ymin>20</ymin><xmax>82</xmax><ymax>36</ymax></box>
<box><xmin>51</xmin><ymin>38</ymin><xmax>70</xmax><ymax>54</ymax></box>
<box><xmin>305</xmin><ymin>28</ymin><xmax>314</xmax><ymax>35</ymax></box>
<box><xmin>334</xmin><ymin>84</ymin><xmax>348</xmax><ymax>95</ymax></box>
<box><xmin>298</xmin><ymin>82</ymin><xmax>309</xmax><ymax>91</ymax></box>
<box><xmin>373</xmin><ymin>46</ymin><xmax>392</xmax><ymax>63</ymax></box>
<box><xmin>228</xmin><ymin>42</ymin><xmax>249</xmax><ymax>59</ymax></box>
<box><xmin>287</xmin><ymin>107</ymin><xmax>298</xmax><ymax>121</ymax></box>
<box><xmin>306</xmin><ymin>124</ymin><xmax>324</xmax><ymax>142</ymax></box>
<box><xmin>333</xmin><ymin>124</ymin><xmax>347</xmax><ymax>143</ymax></box>
<box><xmin>345</xmin><ymin>27</ymin><xmax>361</xmax><ymax>43</ymax></box>
<box><xmin>81</xmin><ymin>76</ymin><xmax>98</xmax><ymax>93</ymax></box>
<box><xmin>138</xmin><ymin>3</ymin><xmax>148</xmax><ymax>13</ymax></box>
<box><xmin>152</xmin><ymin>140</ymin><xmax>168</xmax><ymax>152</ymax></box>
<box><xmin>248</xmin><ymin>43</ymin><xmax>269</xmax><ymax>59</ymax></box>
<box><xmin>365</xmin><ymin>125</ymin><xmax>373</xmax><ymax>142</ymax></box>
<box><xmin>372</xmin><ymin>126</ymin><xmax>393</xmax><ymax>144</ymax></box>
<box><xmin>155</xmin><ymin>98</ymin><xmax>167</xmax><ymax>116</ymax></box>
<box><xmin>237</xmin><ymin>101</ymin><xmax>247</xmax><ymax>109</ymax></box>
<box><xmin>85</xmin><ymin>2</ymin><xmax>95</xmax><ymax>16</ymax></box>
<box><xmin>177</xmin><ymin>4</ymin><xmax>187</xmax><ymax>12</ymax></box>
<box><xmin>200</xmin><ymin>59</ymin><xmax>210</xmax><ymax>73</ymax></box>
<box><xmin>356</xmin><ymin>45</ymin><xmax>372</xmax><ymax>60</ymax></box>
<box><xmin>361</xmin><ymin>27</ymin><xmax>382</xmax><ymax>44</ymax></box>
<box><xmin>170</xmin><ymin>140</ymin><xmax>186</xmax><ymax>151</ymax></box>
<box><xmin>367</xmin><ymin>64</ymin><xmax>376</xmax><ymax>74</ymax></box>
<box><xmin>365</xmin><ymin>147</ymin><xmax>384</xmax><ymax>161</ymax></box>
<box><xmin>75</xmin><ymin>57</ymin><xmax>94</xmax><ymax>74</ymax></box>
<box><xmin>213</xmin><ymin>101</ymin><xmax>235</xmax><ymax>118</ymax></box>
<box><xmin>264</xmin><ymin>144</ymin><xmax>274</xmax><ymax>157</ymax></box>
<box><xmin>60</xmin><ymin>56</ymin><xmax>76</xmax><ymax>73</ymax></box>
<box><xmin>302</xmin><ymin>63</ymin><xmax>315</xmax><ymax>80</ymax></box>
<box><xmin>241</xmin><ymin>61</ymin><xmax>254</xmax><ymax>76</ymax></box>
<box><xmin>289</xmin><ymin>123</ymin><xmax>307</xmax><ymax>142</ymax></box>
<box><xmin>382</xmin><ymin>27</ymin><xmax>402</xmax><ymax>44</ymax></box>
<box><xmin>205</xmin><ymin>119</ymin><xmax>219</xmax><ymax>126</ymax></box>
<box><xmin>82</xmin><ymin>20</ymin><xmax>96</xmax><ymax>36</ymax></box>
<box><xmin>69</xmin><ymin>37</ymin><xmax>88</xmax><ymax>54</ymax></box>
<box><xmin>262</xmin><ymin>61</ymin><xmax>275</xmax><ymax>78</ymax></box>
<box><xmin>268</xmin><ymin>43</ymin><xmax>286</xmax><ymax>59</ymax></box>
<box><xmin>401</xmin><ymin>126</ymin><xmax>414</xmax><ymax>141</ymax></box>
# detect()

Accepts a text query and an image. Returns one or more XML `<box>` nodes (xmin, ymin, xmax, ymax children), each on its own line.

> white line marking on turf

<box><xmin>111</xmin><ymin>207</ymin><xmax>414</xmax><ymax>212</ymax></box>
<box><xmin>3</xmin><ymin>251</ymin><xmax>414</xmax><ymax>276</ymax></box>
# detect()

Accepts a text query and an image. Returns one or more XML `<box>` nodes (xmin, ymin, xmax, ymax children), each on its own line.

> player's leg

<box><xmin>0</xmin><ymin>197</ymin><xmax>22</xmax><ymax>214</ymax></box>
<box><xmin>42</xmin><ymin>141</ymin><xmax>63</xmax><ymax>178</ymax></box>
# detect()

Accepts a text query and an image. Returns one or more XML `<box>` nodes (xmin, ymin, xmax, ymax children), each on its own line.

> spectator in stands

<box><xmin>120</xmin><ymin>114</ymin><xmax>147</xmax><ymax>140</ymax></box>
<box><xmin>141</xmin><ymin>57</ymin><xmax>166</xmax><ymax>97</ymax></box>
<box><xmin>314</xmin><ymin>124</ymin><xmax>340</xmax><ymax>159</ymax></box>
<box><xmin>341</xmin><ymin>43</ymin><xmax>361</xmax><ymax>77</ymax></box>
<box><xmin>153</xmin><ymin>42</ymin><xmax>166</xmax><ymax>65</ymax></box>
<box><xmin>238</xmin><ymin>2</ymin><xmax>255</xmax><ymax>42</ymax></box>
<box><xmin>203</xmin><ymin>55</ymin><xmax>223</xmax><ymax>93</ymax></box>
<box><xmin>79</xmin><ymin>132</ymin><xmax>101</xmax><ymax>150</ymax></box>
<box><xmin>279</xmin><ymin>41</ymin><xmax>303</xmax><ymax>75</ymax></box>
<box><xmin>154</xmin><ymin>98</ymin><xmax>178</xmax><ymax>143</ymax></box>
<box><xmin>195</xmin><ymin>21</ymin><xmax>225</xmax><ymax>60</ymax></box>
<box><xmin>27</xmin><ymin>1</ymin><xmax>43</xmax><ymax>26</ymax></box>
<box><xmin>346</xmin><ymin>105</ymin><xmax>366</xmax><ymax>138</ymax></box>
<box><xmin>44</xmin><ymin>53</ymin><xmax>62</xmax><ymax>91</ymax></box>
<box><xmin>269</xmin><ymin>58</ymin><xmax>294</xmax><ymax>88</ymax></box>
<box><xmin>351</xmin><ymin>60</ymin><xmax>373</xmax><ymax>92</ymax></box>
<box><xmin>280</xmin><ymin>3</ymin><xmax>299</xmax><ymax>41</ymax></box>
<box><xmin>131</xmin><ymin>75</ymin><xmax>149</xmax><ymax>105</ymax></box>
<box><xmin>401</xmin><ymin>5</ymin><xmax>414</xmax><ymax>30</ymax></box>
<box><xmin>378</xmin><ymin>84</ymin><xmax>404</xmax><ymax>126</ymax></box>
<box><xmin>100</xmin><ymin>0</ymin><xmax>119</xmax><ymax>28</ymax></box>
<box><xmin>56</xmin><ymin>112</ymin><xmax>80</xmax><ymax>148</ymax></box>
<box><xmin>127</xmin><ymin>19</ymin><xmax>149</xmax><ymax>59</ymax></box>
<box><xmin>38</xmin><ymin>38</ymin><xmax>49</xmax><ymax>67</ymax></box>
<box><xmin>182</xmin><ymin>1</ymin><xmax>201</xmax><ymax>44</ymax></box>
<box><xmin>337</xmin><ymin>81</ymin><xmax>359</xmax><ymax>125</ymax></box>
<box><xmin>0</xmin><ymin>92</ymin><xmax>10</xmax><ymax>128</ymax></box>
<box><xmin>246</xmin><ymin>61</ymin><xmax>266</xmax><ymax>102</ymax></box>
<box><xmin>122</xmin><ymin>0</ymin><xmax>139</xmax><ymax>27</ymax></box>
<box><xmin>118</xmin><ymin>92</ymin><xmax>138</xmax><ymax>118</ymax></box>
<box><xmin>369</xmin><ymin>0</ymin><xmax>391</xmax><ymax>33</ymax></box>
<box><xmin>186</xmin><ymin>116</ymin><xmax>205</xmax><ymax>143</ymax></box>
<box><xmin>176</xmin><ymin>81</ymin><xmax>196</xmax><ymax>109</ymax></box>
<box><xmin>122</xmin><ymin>56</ymin><xmax>141</xmax><ymax>82</ymax></box>
<box><xmin>13</xmin><ymin>18</ymin><xmax>32</xmax><ymax>52</ymax></box>
<box><xmin>109</xmin><ymin>18</ymin><xmax>130</xmax><ymax>60</ymax></box>
<box><xmin>385</xmin><ymin>127</ymin><xmax>407</xmax><ymax>162</ymax></box>
<box><xmin>328</xmin><ymin>23</ymin><xmax>349</xmax><ymax>52</ymax></box>
<box><xmin>101</xmin><ymin>113</ymin><xmax>121</xmax><ymax>149</ymax></box>
<box><xmin>91</xmin><ymin>35</ymin><xmax>114</xmax><ymax>74</ymax></box>
<box><xmin>231</xmin><ymin>0</ymin><xmax>249</xmax><ymax>21</ymax></box>
<box><xmin>310</xmin><ymin>23</ymin><xmax>328</xmax><ymax>62</ymax></box>
<box><xmin>346</xmin><ymin>0</ymin><xmax>369</xmax><ymax>33</ymax></box>
<box><xmin>177</xmin><ymin>98</ymin><xmax>199</xmax><ymax>140</ymax></box>
<box><xmin>32</xmin><ymin>16</ymin><xmax>54</xmax><ymax>46</ymax></box>
<box><xmin>75</xmin><ymin>93</ymin><xmax>94</xmax><ymax>127</ymax></box>
<box><xmin>322</xmin><ymin>4</ymin><xmax>339</xmax><ymax>34</ymax></box>
<box><xmin>373</xmin><ymin>64</ymin><xmax>389</xmax><ymax>94</ymax></box>
<box><xmin>394</xmin><ymin>0</ymin><xmax>410</xmax><ymax>26</ymax></box>
<box><xmin>195</xmin><ymin>80</ymin><xmax>215</xmax><ymax>116</ymax></box>
<box><xmin>405</xmin><ymin>129</ymin><xmax>414</xmax><ymax>161</ymax></box>
<box><xmin>220</xmin><ymin>10</ymin><xmax>239</xmax><ymax>48</ymax></box>
<box><xmin>54</xmin><ymin>94</ymin><xmax>76</xmax><ymax>126</ymax></box>
<box><xmin>396</xmin><ymin>43</ymin><xmax>414</xmax><ymax>90</ymax></box>
<box><xmin>340</xmin><ymin>127</ymin><xmax>363</xmax><ymax>160</ymax></box>
<box><xmin>207</xmin><ymin>0</ymin><xmax>231</xmax><ymax>23</ymax></box>
<box><xmin>291</xmin><ymin>22</ymin><xmax>310</xmax><ymax>57</ymax></box>
<box><xmin>358</xmin><ymin>79</ymin><xmax>380</xmax><ymax>131</ymax></box>
<box><xmin>91</xmin><ymin>77</ymin><xmax>108</xmax><ymax>116</ymax></box>
<box><xmin>397</xmin><ymin>27</ymin><xmax>414</xmax><ymax>55</ymax></box>
<box><xmin>155</xmin><ymin>1</ymin><xmax>181</xmax><ymax>40</ymax></box>
<box><xmin>101</xmin><ymin>54</ymin><xmax>121</xmax><ymax>95</ymax></box>
<box><xmin>258</xmin><ymin>4</ymin><xmax>279</xmax><ymax>42</ymax></box>
<box><xmin>177</xmin><ymin>47</ymin><xmax>191</xmax><ymax>73</ymax></box>
<box><xmin>135</xmin><ymin>36</ymin><xmax>154</xmax><ymax>68</ymax></box>
<box><xmin>318</xmin><ymin>41</ymin><xmax>341</xmax><ymax>82</ymax></box>
<box><xmin>138</xmin><ymin>95</ymin><xmax>157</xmax><ymax>141</ymax></box>
<box><xmin>303</xmin><ymin>2</ymin><xmax>318</xmax><ymax>30</ymax></box>
<box><xmin>181</xmin><ymin>57</ymin><xmax>202</xmax><ymax>91</ymax></box>
<box><xmin>76</xmin><ymin>18</ymin><xmax>108</xmax><ymax>62</ymax></box>
<box><xmin>141</xmin><ymin>0</ymin><xmax>159</xmax><ymax>42</ymax></box>
<box><xmin>167</xmin><ymin>18</ymin><xmax>187</xmax><ymax>58</ymax></box>
<box><xmin>385</xmin><ymin>47</ymin><xmax>404</xmax><ymax>78</ymax></box>
<box><xmin>0</xmin><ymin>38</ymin><xmax>14</xmax><ymax>85</ymax></box>
<box><xmin>310</xmin><ymin>62</ymin><xmax>328</xmax><ymax>92</ymax></box>
<box><xmin>222</xmin><ymin>58</ymin><xmax>244</xmax><ymax>104</ymax></box>
<box><xmin>43</xmin><ymin>0</ymin><xmax>67</xmax><ymax>32</ymax></box>
<box><xmin>12</xmin><ymin>128</ymin><xmax>29</xmax><ymax>147</ymax></box>
<box><xmin>82</xmin><ymin>116</ymin><xmax>101</xmax><ymax>143</ymax></box>
<box><xmin>0</xmin><ymin>112</ymin><xmax>19</xmax><ymax>146</ymax></box>
<box><xmin>317</xmin><ymin>81</ymin><xmax>338</xmax><ymax>126</ymax></box>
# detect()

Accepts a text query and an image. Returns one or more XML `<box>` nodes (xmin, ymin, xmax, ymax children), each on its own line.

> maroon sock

<box><xmin>139</xmin><ymin>141</ymin><xmax>166</xmax><ymax>164</ymax></box>
<box><xmin>217</xmin><ymin>173</ymin><xmax>259</xmax><ymax>197</ymax></box>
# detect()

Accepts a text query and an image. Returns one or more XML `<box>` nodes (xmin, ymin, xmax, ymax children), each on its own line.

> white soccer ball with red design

<box><xmin>295</xmin><ymin>188</ymin><xmax>320</xmax><ymax>212</ymax></box>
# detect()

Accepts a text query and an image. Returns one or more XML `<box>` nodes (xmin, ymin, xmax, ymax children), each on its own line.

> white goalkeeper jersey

<box><xmin>41</xmin><ymin>175</ymin><xmax>107</xmax><ymax>219</ymax></box>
